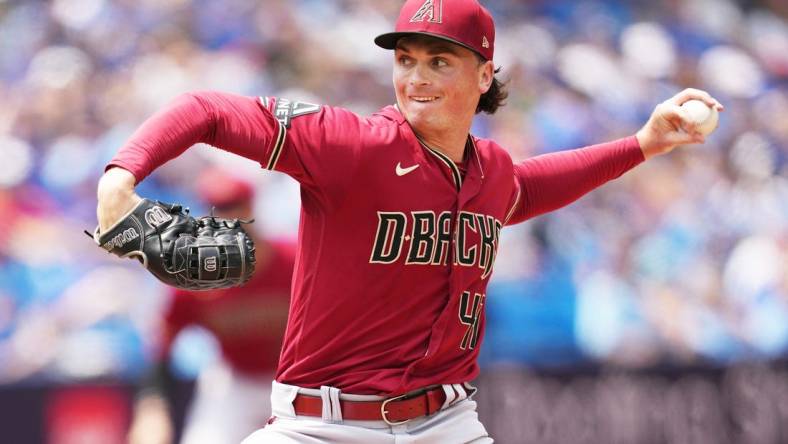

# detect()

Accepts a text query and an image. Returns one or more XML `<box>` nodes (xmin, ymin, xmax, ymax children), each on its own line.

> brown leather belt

<box><xmin>292</xmin><ymin>386</ymin><xmax>446</xmax><ymax>425</ymax></box>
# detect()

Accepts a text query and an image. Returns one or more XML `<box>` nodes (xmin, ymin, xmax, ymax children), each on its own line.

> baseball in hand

<box><xmin>680</xmin><ymin>99</ymin><xmax>719</xmax><ymax>136</ymax></box>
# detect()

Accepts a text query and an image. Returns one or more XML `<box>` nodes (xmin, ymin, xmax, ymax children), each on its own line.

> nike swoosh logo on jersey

<box><xmin>396</xmin><ymin>163</ymin><xmax>420</xmax><ymax>176</ymax></box>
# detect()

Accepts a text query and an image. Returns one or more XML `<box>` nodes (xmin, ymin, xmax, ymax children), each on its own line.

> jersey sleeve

<box><xmin>109</xmin><ymin>91</ymin><xmax>281</xmax><ymax>182</ymax></box>
<box><xmin>505</xmin><ymin>136</ymin><xmax>644</xmax><ymax>225</ymax></box>
<box><xmin>107</xmin><ymin>91</ymin><xmax>367</xmax><ymax>201</ymax></box>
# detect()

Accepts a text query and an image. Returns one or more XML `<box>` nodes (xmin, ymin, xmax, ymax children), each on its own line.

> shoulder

<box><xmin>363</xmin><ymin>106</ymin><xmax>416</xmax><ymax>144</ymax></box>
<box><xmin>260</xmin><ymin>97</ymin><xmax>399</xmax><ymax>129</ymax></box>
<box><xmin>324</xmin><ymin>104</ymin><xmax>415</xmax><ymax>149</ymax></box>
<box><xmin>262</xmin><ymin>98</ymin><xmax>406</xmax><ymax>144</ymax></box>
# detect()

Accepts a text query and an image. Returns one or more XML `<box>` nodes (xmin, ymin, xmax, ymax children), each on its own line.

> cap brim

<box><xmin>374</xmin><ymin>31</ymin><xmax>488</xmax><ymax>60</ymax></box>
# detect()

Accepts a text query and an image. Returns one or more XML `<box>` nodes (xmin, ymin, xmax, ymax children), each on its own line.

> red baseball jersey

<box><xmin>158</xmin><ymin>240</ymin><xmax>295</xmax><ymax>375</ymax></box>
<box><xmin>110</xmin><ymin>91</ymin><xmax>643</xmax><ymax>395</ymax></box>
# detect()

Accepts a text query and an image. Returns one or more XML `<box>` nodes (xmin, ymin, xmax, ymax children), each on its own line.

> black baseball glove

<box><xmin>89</xmin><ymin>198</ymin><xmax>255</xmax><ymax>290</ymax></box>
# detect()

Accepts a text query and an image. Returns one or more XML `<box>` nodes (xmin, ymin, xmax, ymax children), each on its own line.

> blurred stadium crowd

<box><xmin>0</xmin><ymin>0</ymin><xmax>786</xmax><ymax>389</ymax></box>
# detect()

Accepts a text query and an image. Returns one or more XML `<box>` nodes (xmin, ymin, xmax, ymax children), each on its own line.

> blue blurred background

<box><xmin>0</xmin><ymin>0</ymin><xmax>786</xmax><ymax>442</ymax></box>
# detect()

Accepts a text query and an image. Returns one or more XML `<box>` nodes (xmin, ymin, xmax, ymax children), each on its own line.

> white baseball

<box><xmin>680</xmin><ymin>99</ymin><xmax>719</xmax><ymax>136</ymax></box>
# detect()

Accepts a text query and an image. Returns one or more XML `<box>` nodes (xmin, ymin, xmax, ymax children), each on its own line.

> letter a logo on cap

<box><xmin>410</xmin><ymin>0</ymin><xmax>442</xmax><ymax>24</ymax></box>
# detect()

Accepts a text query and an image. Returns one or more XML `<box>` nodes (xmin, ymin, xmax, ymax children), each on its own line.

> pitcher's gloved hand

<box><xmin>88</xmin><ymin>198</ymin><xmax>255</xmax><ymax>290</ymax></box>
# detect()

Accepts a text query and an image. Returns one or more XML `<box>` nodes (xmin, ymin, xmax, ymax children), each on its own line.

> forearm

<box><xmin>515</xmin><ymin>136</ymin><xmax>644</xmax><ymax>220</ymax></box>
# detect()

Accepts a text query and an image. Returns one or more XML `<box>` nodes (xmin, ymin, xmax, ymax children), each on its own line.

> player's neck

<box><xmin>414</xmin><ymin>127</ymin><xmax>471</xmax><ymax>163</ymax></box>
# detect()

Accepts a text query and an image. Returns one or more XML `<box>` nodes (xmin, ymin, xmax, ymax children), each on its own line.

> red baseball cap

<box><xmin>196</xmin><ymin>168</ymin><xmax>254</xmax><ymax>209</ymax></box>
<box><xmin>375</xmin><ymin>0</ymin><xmax>495</xmax><ymax>61</ymax></box>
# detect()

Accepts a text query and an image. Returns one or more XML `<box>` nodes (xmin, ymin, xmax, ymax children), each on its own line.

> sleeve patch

<box><xmin>268</xmin><ymin>97</ymin><xmax>321</xmax><ymax>128</ymax></box>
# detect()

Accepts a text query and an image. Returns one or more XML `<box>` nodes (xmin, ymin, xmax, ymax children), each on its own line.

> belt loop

<box><xmin>463</xmin><ymin>382</ymin><xmax>478</xmax><ymax>399</ymax></box>
<box><xmin>329</xmin><ymin>387</ymin><xmax>342</xmax><ymax>422</ymax></box>
<box><xmin>320</xmin><ymin>386</ymin><xmax>343</xmax><ymax>423</ymax></box>
<box><xmin>452</xmin><ymin>384</ymin><xmax>469</xmax><ymax>404</ymax></box>
<box><xmin>440</xmin><ymin>384</ymin><xmax>457</xmax><ymax>409</ymax></box>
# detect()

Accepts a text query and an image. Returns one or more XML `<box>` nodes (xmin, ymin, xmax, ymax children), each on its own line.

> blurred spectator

<box><xmin>127</xmin><ymin>168</ymin><xmax>295</xmax><ymax>444</ymax></box>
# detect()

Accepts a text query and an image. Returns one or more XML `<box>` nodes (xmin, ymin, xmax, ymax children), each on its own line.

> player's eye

<box><xmin>398</xmin><ymin>55</ymin><xmax>414</xmax><ymax>66</ymax></box>
<box><xmin>432</xmin><ymin>58</ymin><xmax>448</xmax><ymax>68</ymax></box>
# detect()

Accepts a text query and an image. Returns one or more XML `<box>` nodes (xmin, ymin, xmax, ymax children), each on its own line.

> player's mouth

<box><xmin>410</xmin><ymin>96</ymin><xmax>439</xmax><ymax>103</ymax></box>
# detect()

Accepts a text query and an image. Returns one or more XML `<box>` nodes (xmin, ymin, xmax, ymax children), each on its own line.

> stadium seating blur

<box><xmin>0</xmin><ymin>0</ymin><xmax>785</xmax><ymax>442</ymax></box>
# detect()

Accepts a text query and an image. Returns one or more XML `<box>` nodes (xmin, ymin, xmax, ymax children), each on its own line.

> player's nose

<box><xmin>408</xmin><ymin>63</ymin><xmax>431</xmax><ymax>86</ymax></box>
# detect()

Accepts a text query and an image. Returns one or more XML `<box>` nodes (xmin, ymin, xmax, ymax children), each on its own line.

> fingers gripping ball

<box><xmin>92</xmin><ymin>199</ymin><xmax>256</xmax><ymax>290</ymax></box>
<box><xmin>681</xmin><ymin>99</ymin><xmax>719</xmax><ymax>136</ymax></box>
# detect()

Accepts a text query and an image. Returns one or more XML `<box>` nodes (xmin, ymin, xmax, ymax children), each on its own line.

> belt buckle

<box><xmin>380</xmin><ymin>392</ymin><xmax>412</xmax><ymax>426</ymax></box>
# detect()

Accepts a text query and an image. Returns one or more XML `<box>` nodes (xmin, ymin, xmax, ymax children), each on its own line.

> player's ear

<box><xmin>478</xmin><ymin>60</ymin><xmax>494</xmax><ymax>94</ymax></box>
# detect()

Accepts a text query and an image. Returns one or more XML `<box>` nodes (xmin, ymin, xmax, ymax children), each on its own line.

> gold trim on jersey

<box><xmin>468</xmin><ymin>137</ymin><xmax>484</xmax><ymax>179</ymax></box>
<box><xmin>266</xmin><ymin>118</ymin><xmax>287</xmax><ymax>171</ymax></box>
<box><xmin>416</xmin><ymin>136</ymin><xmax>463</xmax><ymax>191</ymax></box>
<box><xmin>504</xmin><ymin>186</ymin><xmax>521</xmax><ymax>225</ymax></box>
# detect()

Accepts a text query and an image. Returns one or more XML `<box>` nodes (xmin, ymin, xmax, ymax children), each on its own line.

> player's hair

<box><xmin>476</xmin><ymin>66</ymin><xmax>508</xmax><ymax>115</ymax></box>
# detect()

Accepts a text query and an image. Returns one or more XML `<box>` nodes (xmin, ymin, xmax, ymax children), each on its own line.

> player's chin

<box><xmin>405</xmin><ymin>111</ymin><xmax>436</xmax><ymax>129</ymax></box>
<box><xmin>404</xmin><ymin>101</ymin><xmax>443</xmax><ymax>121</ymax></box>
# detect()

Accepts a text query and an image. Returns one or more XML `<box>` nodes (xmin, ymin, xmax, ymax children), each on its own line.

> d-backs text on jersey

<box><xmin>369</xmin><ymin>210</ymin><xmax>502</xmax><ymax>280</ymax></box>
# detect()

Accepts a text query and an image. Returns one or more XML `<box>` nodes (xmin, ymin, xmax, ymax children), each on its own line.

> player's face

<box><xmin>393</xmin><ymin>36</ymin><xmax>493</xmax><ymax>138</ymax></box>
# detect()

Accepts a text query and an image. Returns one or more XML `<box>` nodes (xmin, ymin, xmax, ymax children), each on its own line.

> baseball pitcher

<box><xmin>94</xmin><ymin>0</ymin><xmax>723</xmax><ymax>442</ymax></box>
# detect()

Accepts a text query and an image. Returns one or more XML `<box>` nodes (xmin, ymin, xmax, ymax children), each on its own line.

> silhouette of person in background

<box><xmin>127</xmin><ymin>168</ymin><xmax>295</xmax><ymax>444</ymax></box>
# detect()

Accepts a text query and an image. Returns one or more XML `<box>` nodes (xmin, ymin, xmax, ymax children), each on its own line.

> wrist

<box><xmin>96</xmin><ymin>167</ymin><xmax>142</xmax><ymax>233</ymax></box>
<box><xmin>98</xmin><ymin>167</ymin><xmax>137</xmax><ymax>198</ymax></box>
<box><xmin>635</xmin><ymin>127</ymin><xmax>665</xmax><ymax>160</ymax></box>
